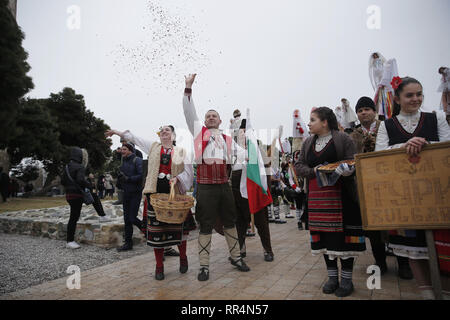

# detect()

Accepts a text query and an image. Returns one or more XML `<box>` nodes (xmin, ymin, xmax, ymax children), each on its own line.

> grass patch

<box><xmin>0</xmin><ymin>196</ymin><xmax>118</xmax><ymax>214</ymax></box>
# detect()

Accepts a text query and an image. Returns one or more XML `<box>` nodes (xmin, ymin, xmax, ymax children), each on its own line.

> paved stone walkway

<box><xmin>0</xmin><ymin>213</ymin><xmax>422</xmax><ymax>300</ymax></box>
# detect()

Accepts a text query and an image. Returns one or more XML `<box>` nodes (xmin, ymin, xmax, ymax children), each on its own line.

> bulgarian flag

<box><xmin>240</xmin><ymin>109</ymin><xmax>273</xmax><ymax>214</ymax></box>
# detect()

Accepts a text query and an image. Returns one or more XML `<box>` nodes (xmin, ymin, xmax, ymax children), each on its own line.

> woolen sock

<box><xmin>198</xmin><ymin>233</ymin><xmax>212</xmax><ymax>268</ymax></box>
<box><xmin>177</xmin><ymin>240</ymin><xmax>187</xmax><ymax>260</ymax></box>
<box><xmin>224</xmin><ymin>227</ymin><xmax>241</xmax><ymax>261</ymax></box>
<box><xmin>274</xmin><ymin>206</ymin><xmax>281</xmax><ymax>220</ymax></box>
<box><xmin>154</xmin><ymin>248</ymin><xmax>164</xmax><ymax>268</ymax></box>
<box><xmin>341</xmin><ymin>269</ymin><xmax>353</xmax><ymax>288</ymax></box>
<box><xmin>327</xmin><ymin>268</ymin><xmax>339</xmax><ymax>284</ymax></box>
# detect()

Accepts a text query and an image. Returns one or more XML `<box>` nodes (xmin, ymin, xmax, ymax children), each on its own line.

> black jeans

<box><xmin>92</xmin><ymin>192</ymin><xmax>105</xmax><ymax>216</ymax></box>
<box><xmin>123</xmin><ymin>191</ymin><xmax>143</xmax><ymax>244</ymax></box>
<box><xmin>67</xmin><ymin>198</ymin><xmax>83</xmax><ymax>242</ymax></box>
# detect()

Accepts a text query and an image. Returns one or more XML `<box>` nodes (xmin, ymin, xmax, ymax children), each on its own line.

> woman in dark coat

<box><xmin>61</xmin><ymin>147</ymin><xmax>90</xmax><ymax>249</ymax></box>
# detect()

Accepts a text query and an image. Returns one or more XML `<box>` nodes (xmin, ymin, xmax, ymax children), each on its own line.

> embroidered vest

<box><xmin>384</xmin><ymin>112</ymin><xmax>439</xmax><ymax>146</ymax></box>
<box><xmin>194</xmin><ymin>126</ymin><xmax>233</xmax><ymax>184</ymax></box>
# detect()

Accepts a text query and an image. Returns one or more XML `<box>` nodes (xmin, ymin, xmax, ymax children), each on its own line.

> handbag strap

<box><xmin>65</xmin><ymin>165</ymin><xmax>84</xmax><ymax>193</ymax></box>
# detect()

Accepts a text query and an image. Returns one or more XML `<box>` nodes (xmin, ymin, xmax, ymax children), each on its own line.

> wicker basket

<box><xmin>150</xmin><ymin>183</ymin><xmax>194</xmax><ymax>224</ymax></box>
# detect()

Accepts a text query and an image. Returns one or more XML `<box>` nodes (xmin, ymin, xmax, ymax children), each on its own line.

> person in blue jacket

<box><xmin>117</xmin><ymin>141</ymin><xmax>144</xmax><ymax>252</ymax></box>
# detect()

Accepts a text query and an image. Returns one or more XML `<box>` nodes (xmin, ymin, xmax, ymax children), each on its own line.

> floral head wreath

<box><xmin>391</xmin><ymin>76</ymin><xmax>402</xmax><ymax>90</ymax></box>
<box><xmin>156</xmin><ymin>126</ymin><xmax>176</xmax><ymax>139</ymax></box>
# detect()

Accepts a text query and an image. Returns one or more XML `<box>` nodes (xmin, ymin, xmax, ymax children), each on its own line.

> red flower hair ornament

<box><xmin>391</xmin><ymin>76</ymin><xmax>402</xmax><ymax>90</ymax></box>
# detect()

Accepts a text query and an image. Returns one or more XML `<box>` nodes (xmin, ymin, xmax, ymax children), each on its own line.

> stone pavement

<box><xmin>0</xmin><ymin>208</ymin><xmax>423</xmax><ymax>300</ymax></box>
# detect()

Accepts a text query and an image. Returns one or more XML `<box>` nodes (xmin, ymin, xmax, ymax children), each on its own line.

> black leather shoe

<box><xmin>229</xmin><ymin>257</ymin><xmax>250</xmax><ymax>272</ymax></box>
<box><xmin>198</xmin><ymin>267</ymin><xmax>209</xmax><ymax>281</ymax></box>
<box><xmin>264</xmin><ymin>252</ymin><xmax>274</xmax><ymax>262</ymax></box>
<box><xmin>398</xmin><ymin>264</ymin><xmax>413</xmax><ymax>280</ymax></box>
<box><xmin>117</xmin><ymin>243</ymin><xmax>133</xmax><ymax>252</ymax></box>
<box><xmin>274</xmin><ymin>220</ymin><xmax>287</xmax><ymax>224</ymax></box>
<box><xmin>297</xmin><ymin>222</ymin><xmax>303</xmax><ymax>230</ymax></box>
<box><xmin>164</xmin><ymin>248</ymin><xmax>180</xmax><ymax>257</ymax></box>
<box><xmin>155</xmin><ymin>267</ymin><xmax>164</xmax><ymax>280</ymax></box>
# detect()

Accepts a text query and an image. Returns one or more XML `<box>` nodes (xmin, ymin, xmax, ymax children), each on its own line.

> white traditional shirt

<box><xmin>182</xmin><ymin>95</ymin><xmax>246</xmax><ymax>170</ymax></box>
<box><xmin>375</xmin><ymin>110</ymin><xmax>450</xmax><ymax>151</ymax></box>
<box><xmin>361</xmin><ymin>121</ymin><xmax>378</xmax><ymax>134</ymax></box>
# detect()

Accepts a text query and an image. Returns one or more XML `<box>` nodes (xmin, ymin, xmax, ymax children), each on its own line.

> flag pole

<box><xmin>251</xmin><ymin>213</ymin><xmax>255</xmax><ymax>233</ymax></box>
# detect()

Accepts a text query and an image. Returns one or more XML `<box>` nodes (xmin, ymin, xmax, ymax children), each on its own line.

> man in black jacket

<box><xmin>117</xmin><ymin>141</ymin><xmax>144</xmax><ymax>252</ymax></box>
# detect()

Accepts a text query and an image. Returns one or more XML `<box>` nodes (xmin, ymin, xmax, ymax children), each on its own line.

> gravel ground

<box><xmin>0</xmin><ymin>233</ymin><xmax>152</xmax><ymax>295</ymax></box>
<box><xmin>0</xmin><ymin>229</ymin><xmax>200</xmax><ymax>296</ymax></box>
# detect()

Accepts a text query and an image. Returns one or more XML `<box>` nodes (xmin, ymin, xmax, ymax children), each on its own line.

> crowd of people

<box><xmin>58</xmin><ymin>58</ymin><xmax>450</xmax><ymax>299</ymax></box>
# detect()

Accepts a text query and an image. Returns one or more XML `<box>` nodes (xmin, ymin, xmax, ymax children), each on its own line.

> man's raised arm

<box><xmin>183</xmin><ymin>73</ymin><xmax>200</xmax><ymax>136</ymax></box>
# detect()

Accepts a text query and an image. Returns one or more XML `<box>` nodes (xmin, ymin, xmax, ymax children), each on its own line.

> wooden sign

<box><xmin>356</xmin><ymin>141</ymin><xmax>450</xmax><ymax>230</ymax></box>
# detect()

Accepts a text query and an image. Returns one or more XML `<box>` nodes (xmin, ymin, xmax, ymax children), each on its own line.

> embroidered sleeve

<box><xmin>182</xmin><ymin>94</ymin><xmax>201</xmax><ymax>137</ymax></box>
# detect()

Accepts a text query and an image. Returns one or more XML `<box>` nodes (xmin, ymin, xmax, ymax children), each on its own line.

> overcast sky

<box><xmin>17</xmin><ymin>0</ymin><xmax>450</xmax><ymax>153</ymax></box>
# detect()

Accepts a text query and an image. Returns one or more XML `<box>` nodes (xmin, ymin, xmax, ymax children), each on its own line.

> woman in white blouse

<box><xmin>375</xmin><ymin>76</ymin><xmax>450</xmax><ymax>300</ymax></box>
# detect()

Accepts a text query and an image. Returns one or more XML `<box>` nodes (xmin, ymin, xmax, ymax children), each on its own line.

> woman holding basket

<box><xmin>106</xmin><ymin>126</ymin><xmax>195</xmax><ymax>280</ymax></box>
